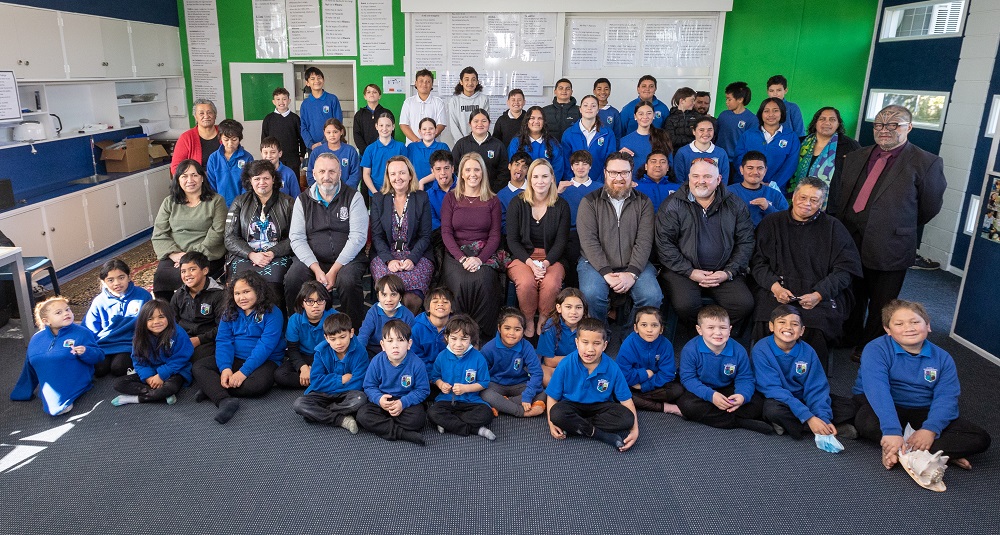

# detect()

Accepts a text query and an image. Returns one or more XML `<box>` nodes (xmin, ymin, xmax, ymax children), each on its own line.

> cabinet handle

<box><xmin>122</xmin><ymin>201</ymin><xmax>127</xmax><ymax>206</ymax></box>
<box><xmin>102</xmin><ymin>61</ymin><xmax>109</xmax><ymax>67</ymax></box>
<box><xmin>41</xmin><ymin>231</ymin><xmax>46</xmax><ymax>236</ymax></box>
<box><xmin>24</xmin><ymin>60</ymin><xmax>29</xmax><ymax>66</ymax></box>
<box><xmin>50</xmin><ymin>227</ymin><xmax>55</xmax><ymax>232</ymax></box>
<box><xmin>115</xmin><ymin>204</ymin><xmax>120</xmax><ymax>208</ymax></box>
<box><xmin>17</xmin><ymin>60</ymin><xmax>23</xmax><ymax>65</ymax></box>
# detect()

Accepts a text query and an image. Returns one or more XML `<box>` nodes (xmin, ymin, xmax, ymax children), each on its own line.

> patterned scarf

<box><xmin>790</xmin><ymin>133</ymin><xmax>838</xmax><ymax>193</ymax></box>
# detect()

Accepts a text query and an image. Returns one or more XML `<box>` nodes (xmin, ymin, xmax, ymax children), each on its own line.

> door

<box><xmin>119</xmin><ymin>174</ymin><xmax>152</xmax><ymax>237</ymax></box>
<box><xmin>130</xmin><ymin>21</ymin><xmax>162</xmax><ymax>78</ymax></box>
<box><xmin>158</xmin><ymin>26</ymin><xmax>183</xmax><ymax>77</ymax></box>
<box><xmin>228</xmin><ymin>62</ymin><xmax>296</xmax><ymax>159</ymax></box>
<box><xmin>42</xmin><ymin>196</ymin><xmax>92</xmax><ymax>269</ymax></box>
<box><xmin>84</xmin><ymin>185</ymin><xmax>125</xmax><ymax>253</ymax></box>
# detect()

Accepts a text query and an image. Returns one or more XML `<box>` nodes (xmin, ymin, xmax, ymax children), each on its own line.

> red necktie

<box><xmin>853</xmin><ymin>152</ymin><xmax>891</xmax><ymax>213</ymax></box>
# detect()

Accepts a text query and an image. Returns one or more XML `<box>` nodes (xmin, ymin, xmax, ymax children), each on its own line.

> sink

<box><xmin>68</xmin><ymin>174</ymin><xmax>112</xmax><ymax>185</ymax></box>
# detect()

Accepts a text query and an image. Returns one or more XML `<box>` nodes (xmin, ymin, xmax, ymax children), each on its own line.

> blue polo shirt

<box><xmin>547</xmin><ymin>351</ymin><xmax>632</xmax><ymax>404</ymax></box>
<box><xmin>679</xmin><ymin>337</ymin><xmax>754</xmax><ymax>403</ymax></box>
<box><xmin>752</xmin><ymin>337</ymin><xmax>832</xmax><ymax>424</ymax></box>
<box><xmin>425</xmin><ymin>178</ymin><xmax>455</xmax><ymax>229</ymax></box>
<box><xmin>360</xmin><ymin>138</ymin><xmax>406</xmax><ymax>192</ymax></box>
<box><xmin>431</xmin><ymin>347</ymin><xmax>491</xmax><ymax>405</ymax></box>
<box><xmin>536</xmin><ymin>319</ymin><xmax>577</xmax><ymax>358</ymax></box>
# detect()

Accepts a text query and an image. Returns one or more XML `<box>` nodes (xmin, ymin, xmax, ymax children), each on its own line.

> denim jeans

<box><xmin>577</xmin><ymin>259</ymin><xmax>662</xmax><ymax>322</ymax></box>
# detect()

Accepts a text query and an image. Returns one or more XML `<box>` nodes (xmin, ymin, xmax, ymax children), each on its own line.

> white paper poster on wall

<box><xmin>358</xmin><ymin>0</ymin><xmax>393</xmax><ymax>65</ymax></box>
<box><xmin>252</xmin><ymin>0</ymin><xmax>288</xmax><ymax>59</ymax></box>
<box><xmin>183</xmin><ymin>0</ymin><xmax>226</xmax><ymax>119</ymax></box>
<box><xmin>510</xmin><ymin>71</ymin><xmax>544</xmax><ymax>96</ymax></box>
<box><xmin>450</xmin><ymin>14</ymin><xmax>486</xmax><ymax>66</ymax></box>
<box><xmin>485</xmin><ymin>13</ymin><xmax>518</xmax><ymax>60</ymax></box>
<box><xmin>322</xmin><ymin>0</ymin><xmax>358</xmax><ymax>57</ymax></box>
<box><xmin>567</xmin><ymin>20</ymin><xmax>603</xmax><ymax>70</ymax></box>
<box><xmin>604</xmin><ymin>20</ymin><xmax>640</xmax><ymax>68</ymax></box>
<box><xmin>286</xmin><ymin>0</ymin><xmax>323</xmax><ymax>57</ymax></box>
<box><xmin>412</xmin><ymin>14</ymin><xmax>448</xmax><ymax>69</ymax></box>
<box><xmin>520</xmin><ymin>13</ymin><xmax>556</xmax><ymax>62</ymax></box>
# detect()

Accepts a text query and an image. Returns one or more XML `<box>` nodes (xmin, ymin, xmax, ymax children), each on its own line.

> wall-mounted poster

<box><xmin>981</xmin><ymin>177</ymin><xmax>1000</xmax><ymax>243</ymax></box>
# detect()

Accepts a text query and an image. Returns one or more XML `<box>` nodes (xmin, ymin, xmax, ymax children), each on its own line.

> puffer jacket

<box><xmin>224</xmin><ymin>190</ymin><xmax>295</xmax><ymax>259</ymax></box>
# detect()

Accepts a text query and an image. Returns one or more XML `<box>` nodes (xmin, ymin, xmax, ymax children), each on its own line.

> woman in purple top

<box><xmin>440</xmin><ymin>152</ymin><xmax>504</xmax><ymax>338</ymax></box>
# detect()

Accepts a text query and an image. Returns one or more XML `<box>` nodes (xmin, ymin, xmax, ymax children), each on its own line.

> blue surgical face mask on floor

<box><xmin>815</xmin><ymin>433</ymin><xmax>844</xmax><ymax>453</ymax></box>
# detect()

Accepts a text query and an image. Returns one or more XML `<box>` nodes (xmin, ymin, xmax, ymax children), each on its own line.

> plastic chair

<box><xmin>0</xmin><ymin>256</ymin><xmax>60</xmax><ymax>309</ymax></box>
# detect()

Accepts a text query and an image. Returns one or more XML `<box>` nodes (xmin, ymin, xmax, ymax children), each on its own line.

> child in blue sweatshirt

<box><xmin>716</xmin><ymin>82</ymin><xmax>758</xmax><ymax>172</ymax></box>
<box><xmin>306</xmin><ymin>118</ymin><xmax>361</xmax><ymax>187</ymax></box>
<box><xmin>538</xmin><ymin>288</ymin><xmax>588</xmax><ymax>386</ymax></box>
<box><xmin>190</xmin><ymin>271</ymin><xmax>286</xmax><ymax>424</ymax></box>
<box><xmin>753</xmin><ymin>305</ymin><xmax>857</xmax><ymax>440</ymax></box>
<box><xmin>561</xmin><ymin>95</ymin><xmax>618</xmax><ymax>182</ymax></box>
<box><xmin>260</xmin><ymin>137</ymin><xmax>302</xmax><ymax>198</ymax></box>
<box><xmin>481</xmin><ymin>308</ymin><xmax>545</xmax><ymax>417</ymax></box>
<box><xmin>111</xmin><ymin>300</ymin><xmax>193</xmax><ymax>407</ymax></box>
<box><xmin>206</xmin><ymin>119</ymin><xmax>253</xmax><ymax>206</ymax></box>
<box><xmin>673</xmin><ymin>117</ymin><xmax>731</xmax><ymax>184</ymax></box>
<box><xmin>428</xmin><ymin>315</ymin><xmax>496</xmax><ymax>440</ymax></box>
<box><xmin>411</xmin><ymin>287</ymin><xmax>452</xmax><ymax>384</ymax></box>
<box><xmin>274</xmin><ymin>281</ymin><xmax>336</xmax><ymax>389</ymax></box>
<box><xmin>358</xmin><ymin>275</ymin><xmax>416</xmax><ymax>357</ymax></box>
<box><xmin>853</xmin><ymin>300</ymin><xmax>991</xmax><ymax>470</ymax></box>
<box><xmin>291</xmin><ymin>313</ymin><xmax>369</xmax><ymax>433</ymax></box>
<box><xmin>357</xmin><ymin>319</ymin><xmax>431</xmax><ymax>445</ymax></box>
<box><xmin>615</xmin><ymin>307</ymin><xmax>683</xmax><ymax>414</ymax></box>
<box><xmin>406</xmin><ymin>117</ymin><xmax>450</xmax><ymax>181</ymax></box>
<box><xmin>85</xmin><ymin>258</ymin><xmax>152</xmax><ymax>378</ymax></box>
<box><xmin>728</xmin><ymin>151</ymin><xmax>788</xmax><ymax>227</ymax></box>
<box><xmin>594</xmin><ymin>78</ymin><xmax>625</xmax><ymax>140</ymax></box>
<box><xmin>299</xmin><ymin>66</ymin><xmax>343</xmax><ymax>150</ymax></box>
<box><xmin>12</xmin><ymin>297</ymin><xmax>104</xmax><ymax>416</ymax></box>
<box><xmin>766</xmin><ymin>75</ymin><xmax>804</xmax><ymax>137</ymax></box>
<box><xmin>676</xmin><ymin>305</ymin><xmax>770</xmax><ymax>433</ymax></box>
<box><xmin>547</xmin><ymin>318</ymin><xmax>638</xmax><ymax>451</ymax></box>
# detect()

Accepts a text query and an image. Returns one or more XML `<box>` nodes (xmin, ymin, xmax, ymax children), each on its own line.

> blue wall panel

<box><xmin>5</xmin><ymin>0</ymin><xmax>179</xmax><ymax>26</ymax></box>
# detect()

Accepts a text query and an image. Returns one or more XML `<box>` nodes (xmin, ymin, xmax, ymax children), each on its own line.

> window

<box><xmin>866</xmin><ymin>89</ymin><xmax>950</xmax><ymax>131</ymax></box>
<box><xmin>880</xmin><ymin>1</ymin><xmax>966</xmax><ymax>41</ymax></box>
<box><xmin>986</xmin><ymin>95</ymin><xmax>1000</xmax><ymax>138</ymax></box>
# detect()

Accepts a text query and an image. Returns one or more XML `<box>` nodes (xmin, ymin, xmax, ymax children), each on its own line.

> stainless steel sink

<box><xmin>68</xmin><ymin>174</ymin><xmax>112</xmax><ymax>185</ymax></box>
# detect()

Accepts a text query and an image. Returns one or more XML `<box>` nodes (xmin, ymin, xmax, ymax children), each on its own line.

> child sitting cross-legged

<box><xmin>428</xmin><ymin>314</ymin><xmax>497</xmax><ymax>440</ymax></box>
<box><xmin>357</xmin><ymin>319</ymin><xmax>430</xmax><ymax>445</ymax></box>
<box><xmin>111</xmin><ymin>300</ymin><xmax>193</xmax><ymax>407</ymax></box>
<box><xmin>481</xmin><ymin>307</ymin><xmax>546</xmax><ymax>418</ymax></box>
<box><xmin>615</xmin><ymin>306</ymin><xmax>684</xmax><ymax>415</ymax></box>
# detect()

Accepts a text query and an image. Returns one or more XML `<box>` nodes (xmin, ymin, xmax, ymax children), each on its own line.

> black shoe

<box><xmin>850</xmin><ymin>348</ymin><xmax>863</xmax><ymax>363</ymax></box>
<box><xmin>194</xmin><ymin>389</ymin><xmax>208</xmax><ymax>403</ymax></box>
<box><xmin>911</xmin><ymin>255</ymin><xmax>940</xmax><ymax>270</ymax></box>
<box><xmin>400</xmin><ymin>430</ymin><xmax>426</xmax><ymax>446</ymax></box>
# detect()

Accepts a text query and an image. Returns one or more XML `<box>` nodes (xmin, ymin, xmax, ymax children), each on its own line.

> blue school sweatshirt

<box><xmin>206</xmin><ymin>145</ymin><xmax>253</xmax><ymax>206</ymax></box>
<box><xmin>560</xmin><ymin>179</ymin><xmax>602</xmax><ymax>228</ymax></box>
<box><xmin>275</xmin><ymin>162</ymin><xmax>302</xmax><ymax>198</ymax></box>
<box><xmin>425</xmin><ymin>179</ymin><xmax>455</xmax><ymax>230</ymax></box>
<box><xmin>852</xmin><ymin>335</ymin><xmax>960</xmax><ymax>437</ymax></box>
<box><xmin>11</xmin><ymin>324</ymin><xmax>105</xmax><ymax>416</ymax></box>
<box><xmin>411</xmin><ymin>312</ymin><xmax>447</xmax><ymax>376</ymax></box>
<box><xmin>131</xmin><ymin>327</ymin><xmax>194</xmax><ymax>385</ymax></box>
<box><xmin>481</xmin><ymin>336</ymin><xmax>544</xmax><ymax>403</ymax></box>
<box><xmin>782</xmin><ymin>99</ymin><xmax>805</xmax><ymax>138</ymax></box>
<box><xmin>215</xmin><ymin>306</ymin><xmax>286</xmax><ymax>376</ymax></box>
<box><xmin>307</xmin><ymin>143</ymin><xmax>361</xmax><ymax>188</ymax></box>
<box><xmin>536</xmin><ymin>318</ymin><xmax>577</xmax><ymax>358</ymax></box>
<box><xmin>728</xmin><ymin>183</ymin><xmax>789</xmax><ymax>227</ymax></box>
<box><xmin>633</xmin><ymin>176</ymin><xmax>679</xmax><ymax>213</ymax></box>
<box><xmin>431</xmin><ymin>346</ymin><xmax>490</xmax><ymax>405</ymax></box>
<box><xmin>286</xmin><ymin>309</ymin><xmax>337</xmax><ymax>357</ymax></box>
<box><xmin>508</xmin><ymin>137</ymin><xmax>568</xmax><ymax>180</ymax></box>
<box><xmin>300</xmin><ymin>91</ymin><xmax>344</xmax><ymax>148</ymax></box>
<box><xmin>360</xmin><ymin>138</ymin><xmax>407</xmax><ymax>192</ymax></box>
<box><xmin>620</xmin><ymin>96</ymin><xmax>670</xmax><ymax>134</ymax></box>
<box><xmin>752</xmin><ymin>337</ymin><xmax>832</xmax><ymax>424</ymax></box>
<box><xmin>679</xmin><ymin>337</ymin><xmax>754</xmax><ymax>403</ymax></box>
<box><xmin>618</xmin><ymin>131</ymin><xmax>668</xmax><ymax>179</ymax></box>
<box><xmin>357</xmin><ymin>303</ymin><xmax>416</xmax><ymax>353</ymax></box>
<box><xmin>406</xmin><ymin>140</ymin><xmax>450</xmax><ymax>182</ymax></box>
<box><xmin>84</xmin><ymin>282</ymin><xmax>153</xmax><ymax>354</ymax></box>
<box><xmin>673</xmin><ymin>142</ymin><xmax>731</xmax><ymax>184</ymax></box>
<box><xmin>716</xmin><ymin>109</ymin><xmax>759</xmax><ymax>161</ymax></box>
<box><xmin>615</xmin><ymin>332</ymin><xmax>676</xmax><ymax>392</ymax></box>
<box><xmin>305</xmin><ymin>337</ymin><xmax>369</xmax><ymax>396</ymax></box>
<box><xmin>363</xmin><ymin>350</ymin><xmax>430</xmax><ymax>409</ymax></box>
<box><xmin>734</xmin><ymin>128</ymin><xmax>801</xmax><ymax>191</ymax></box>
<box><xmin>599</xmin><ymin>105</ymin><xmax>625</xmax><ymax>140</ymax></box>
<box><xmin>561</xmin><ymin>122</ymin><xmax>618</xmax><ymax>183</ymax></box>
<box><xmin>547</xmin><ymin>351</ymin><xmax>632</xmax><ymax>404</ymax></box>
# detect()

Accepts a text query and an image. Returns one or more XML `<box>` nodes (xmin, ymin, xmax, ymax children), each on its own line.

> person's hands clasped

<box><xmin>798</xmin><ymin>292</ymin><xmax>822</xmax><ymax>310</ymax></box>
<box><xmin>749</xmin><ymin>197</ymin><xmax>771</xmax><ymax>211</ymax></box>
<box><xmin>169</xmin><ymin>251</ymin><xmax>185</xmax><ymax>268</ymax></box>
<box><xmin>771</xmin><ymin>282</ymin><xmax>796</xmax><ymax>304</ymax></box>
<box><xmin>462</xmin><ymin>256</ymin><xmax>483</xmax><ymax>273</ymax></box>
<box><xmin>530</xmin><ymin>260</ymin><xmax>547</xmax><ymax>280</ymax></box>
<box><xmin>248</xmin><ymin>251</ymin><xmax>274</xmax><ymax>268</ymax></box>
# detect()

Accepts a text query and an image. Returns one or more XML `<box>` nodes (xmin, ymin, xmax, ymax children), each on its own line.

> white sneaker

<box><xmin>339</xmin><ymin>415</ymin><xmax>359</xmax><ymax>435</ymax></box>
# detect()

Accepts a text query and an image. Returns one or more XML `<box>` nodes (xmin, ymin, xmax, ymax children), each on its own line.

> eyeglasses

<box><xmin>605</xmin><ymin>170</ymin><xmax>632</xmax><ymax>179</ymax></box>
<box><xmin>872</xmin><ymin>122</ymin><xmax>909</xmax><ymax>131</ymax></box>
<box><xmin>303</xmin><ymin>298</ymin><xmax>326</xmax><ymax>306</ymax></box>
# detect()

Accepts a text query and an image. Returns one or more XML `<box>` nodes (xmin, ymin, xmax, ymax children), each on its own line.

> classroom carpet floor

<box><xmin>0</xmin><ymin>269</ymin><xmax>996</xmax><ymax>535</ymax></box>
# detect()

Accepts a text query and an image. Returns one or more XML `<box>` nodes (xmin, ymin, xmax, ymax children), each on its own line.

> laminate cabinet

<box><xmin>0</xmin><ymin>4</ymin><xmax>65</xmax><ymax>80</ymax></box>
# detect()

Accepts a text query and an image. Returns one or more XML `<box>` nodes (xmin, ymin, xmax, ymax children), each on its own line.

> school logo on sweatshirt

<box><xmin>62</xmin><ymin>339</ymin><xmax>75</xmax><ymax>348</ymax></box>
<box><xmin>237</xmin><ymin>160</ymin><xmax>246</xmax><ymax>169</ymax></box>
<box><xmin>487</xmin><ymin>150</ymin><xmax>495</xmax><ymax>159</ymax></box>
<box><xmin>597</xmin><ymin>378</ymin><xmax>609</xmax><ymax>392</ymax></box>
<box><xmin>606</xmin><ymin>116</ymin><xmax>613</xmax><ymax>125</ymax></box>
<box><xmin>655</xmin><ymin>111</ymin><xmax>662</xmax><ymax>119</ymax></box>
<box><xmin>401</xmin><ymin>374</ymin><xmax>412</xmax><ymax>388</ymax></box>
<box><xmin>126</xmin><ymin>301</ymin><xmax>142</xmax><ymax>315</ymax></box>
<box><xmin>597</xmin><ymin>137</ymin><xmax>605</xmax><ymax>147</ymax></box>
<box><xmin>200</xmin><ymin>303</ymin><xmax>212</xmax><ymax>315</ymax></box>
<box><xmin>338</xmin><ymin>206</ymin><xmax>350</xmax><ymax>221</ymax></box>
<box><xmin>778</xmin><ymin>140</ymin><xmax>788</xmax><ymax>148</ymax></box>
<box><xmin>464</xmin><ymin>369</ymin><xmax>477</xmax><ymax>383</ymax></box>
<box><xmin>795</xmin><ymin>361</ymin><xmax>808</xmax><ymax>375</ymax></box>
<box><xmin>723</xmin><ymin>363</ymin><xmax>736</xmax><ymax>376</ymax></box>
<box><xmin>255</xmin><ymin>313</ymin><xmax>264</xmax><ymax>323</ymax></box>
<box><xmin>738</xmin><ymin>120</ymin><xmax>746</xmax><ymax>129</ymax></box>
<box><xmin>513</xmin><ymin>358</ymin><xmax>522</xmax><ymax>371</ymax></box>
<box><xmin>341</xmin><ymin>158</ymin><xmax>349</xmax><ymax>167</ymax></box>
<box><xmin>323</xmin><ymin>105</ymin><xmax>330</xmax><ymax>114</ymax></box>
<box><xmin>924</xmin><ymin>367</ymin><xmax>938</xmax><ymax>383</ymax></box>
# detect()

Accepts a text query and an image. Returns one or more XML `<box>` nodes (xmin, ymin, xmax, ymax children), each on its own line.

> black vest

<box><xmin>298</xmin><ymin>185</ymin><xmax>358</xmax><ymax>265</ymax></box>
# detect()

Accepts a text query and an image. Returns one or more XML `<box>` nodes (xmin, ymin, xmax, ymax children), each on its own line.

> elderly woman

<box><xmin>440</xmin><ymin>152</ymin><xmax>504</xmax><ymax>337</ymax></box>
<box><xmin>505</xmin><ymin>158</ymin><xmax>570</xmax><ymax>337</ymax></box>
<box><xmin>791</xmin><ymin>107</ymin><xmax>862</xmax><ymax>203</ymax></box>
<box><xmin>171</xmin><ymin>99</ymin><xmax>219</xmax><ymax>173</ymax></box>
<box><xmin>225</xmin><ymin>160</ymin><xmax>295</xmax><ymax>309</ymax></box>
<box><xmin>750</xmin><ymin>176</ymin><xmax>862</xmax><ymax>371</ymax></box>
<box><xmin>370</xmin><ymin>155</ymin><xmax>434</xmax><ymax>313</ymax></box>
<box><xmin>151</xmin><ymin>159</ymin><xmax>228</xmax><ymax>300</ymax></box>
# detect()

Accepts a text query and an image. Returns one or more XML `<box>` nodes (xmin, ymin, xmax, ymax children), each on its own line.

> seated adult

<box><xmin>506</xmin><ymin>158</ymin><xmax>571</xmax><ymax>337</ymax></box>
<box><xmin>370</xmin><ymin>155</ymin><xmax>434</xmax><ymax>313</ymax></box>
<box><xmin>791</xmin><ymin>106</ymin><xmax>862</xmax><ymax>206</ymax></box>
<box><xmin>656</xmin><ymin>158</ymin><xmax>754</xmax><ymax>329</ymax></box>
<box><xmin>577</xmin><ymin>152</ymin><xmax>662</xmax><ymax>322</ymax></box>
<box><xmin>285</xmin><ymin>152</ymin><xmax>369</xmax><ymax>331</ymax></box>
<box><xmin>224</xmin><ymin>160</ymin><xmax>295</xmax><ymax>309</ymax></box>
<box><xmin>170</xmin><ymin>99</ymin><xmax>219</xmax><ymax>173</ymax></box>
<box><xmin>750</xmin><ymin>176</ymin><xmax>862</xmax><ymax>369</ymax></box>
<box><xmin>151</xmin><ymin>159</ymin><xmax>227</xmax><ymax>300</ymax></box>
<box><xmin>451</xmin><ymin>109</ymin><xmax>509</xmax><ymax>194</ymax></box>
<box><xmin>440</xmin><ymin>152</ymin><xmax>503</xmax><ymax>337</ymax></box>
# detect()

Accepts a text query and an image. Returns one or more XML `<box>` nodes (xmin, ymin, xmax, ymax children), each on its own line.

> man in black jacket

<box><xmin>656</xmin><ymin>158</ymin><xmax>755</xmax><ymax>328</ymax></box>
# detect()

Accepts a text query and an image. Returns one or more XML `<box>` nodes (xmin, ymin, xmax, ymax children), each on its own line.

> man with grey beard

<box><xmin>284</xmin><ymin>152</ymin><xmax>370</xmax><ymax>330</ymax></box>
<box><xmin>576</xmin><ymin>152</ymin><xmax>662</xmax><ymax>322</ymax></box>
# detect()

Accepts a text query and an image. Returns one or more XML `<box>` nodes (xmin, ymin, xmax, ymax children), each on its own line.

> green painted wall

<box><xmin>716</xmin><ymin>0</ymin><xmax>878</xmax><ymax>135</ymax></box>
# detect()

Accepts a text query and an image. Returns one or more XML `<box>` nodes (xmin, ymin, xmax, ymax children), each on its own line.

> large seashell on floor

<box><xmin>898</xmin><ymin>448</ymin><xmax>949</xmax><ymax>492</ymax></box>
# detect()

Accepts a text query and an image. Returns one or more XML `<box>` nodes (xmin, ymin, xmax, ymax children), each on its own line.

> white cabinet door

<box><xmin>159</xmin><ymin>26</ymin><xmax>183</xmax><ymax>77</ymax></box>
<box><xmin>119</xmin><ymin>174</ymin><xmax>152</xmax><ymax>237</ymax></box>
<box><xmin>146</xmin><ymin>167</ymin><xmax>173</xmax><ymax>213</ymax></box>
<box><xmin>42</xmin><ymin>196</ymin><xmax>92</xmax><ymax>269</ymax></box>
<box><xmin>130</xmin><ymin>22</ymin><xmax>162</xmax><ymax>78</ymax></box>
<box><xmin>0</xmin><ymin>5</ymin><xmax>21</xmax><ymax>75</ymax></box>
<box><xmin>101</xmin><ymin>18</ymin><xmax>134</xmax><ymax>79</ymax></box>
<box><xmin>9</xmin><ymin>5</ymin><xmax>65</xmax><ymax>80</ymax></box>
<box><xmin>84</xmin><ymin>185</ymin><xmax>125</xmax><ymax>254</ymax></box>
<box><xmin>61</xmin><ymin>12</ymin><xmax>108</xmax><ymax>79</ymax></box>
<box><xmin>0</xmin><ymin>208</ymin><xmax>51</xmax><ymax>260</ymax></box>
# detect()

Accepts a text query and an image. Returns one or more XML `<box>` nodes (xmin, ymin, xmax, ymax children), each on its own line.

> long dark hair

<box><xmin>240</xmin><ymin>159</ymin><xmax>282</xmax><ymax>194</ymax></box>
<box><xmin>221</xmin><ymin>271</ymin><xmax>276</xmax><ymax>321</ymax></box>
<box><xmin>171</xmin><ymin>159</ymin><xmax>218</xmax><ymax>204</ymax></box>
<box><xmin>757</xmin><ymin>97</ymin><xmax>788</xmax><ymax>126</ymax></box>
<box><xmin>807</xmin><ymin>106</ymin><xmax>847</xmax><ymax>137</ymax></box>
<box><xmin>453</xmin><ymin>66</ymin><xmax>483</xmax><ymax>95</ymax></box>
<box><xmin>132</xmin><ymin>300</ymin><xmax>177</xmax><ymax>366</ymax></box>
<box><xmin>515</xmin><ymin>106</ymin><xmax>557</xmax><ymax>158</ymax></box>
<box><xmin>542</xmin><ymin>288</ymin><xmax>589</xmax><ymax>348</ymax></box>
<box><xmin>635</xmin><ymin>101</ymin><xmax>674</xmax><ymax>154</ymax></box>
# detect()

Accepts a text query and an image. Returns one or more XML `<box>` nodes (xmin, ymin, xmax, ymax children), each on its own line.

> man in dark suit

<box><xmin>828</xmin><ymin>105</ymin><xmax>947</xmax><ymax>360</ymax></box>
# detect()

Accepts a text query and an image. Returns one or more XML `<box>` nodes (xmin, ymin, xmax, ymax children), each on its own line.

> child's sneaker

<box><xmin>340</xmin><ymin>415</ymin><xmax>359</xmax><ymax>434</ymax></box>
<box><xmin>477</xmin><ymin>426</ymin><xmax>496</xmax><ymax>441</ymax></box>
<box><xmin>165</xmin><ymin>395</ymin><xmax>177</xmax><ymax>405</ymax></box>
<box><xmin>437</xmin><ymin>425</ymin><xmax>445</xmax><ymax>434</ymax></box>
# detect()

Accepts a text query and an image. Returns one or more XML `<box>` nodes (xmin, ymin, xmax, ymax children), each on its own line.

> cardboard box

<box><xmin>149</xmin><ymin>142</ymin><xmax>169</xmax><ymax>162</ymax></box>
<box><xmin>97</xmin><ymin>138</ymin><xmax>152</xmax><ymax>173</ymax></box>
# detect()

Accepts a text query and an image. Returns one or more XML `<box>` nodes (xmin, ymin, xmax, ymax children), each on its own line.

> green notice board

<box><xmin>241</xmin><ymin>72</ymin><xmax>283</xmax><ymax>121</ymax></box>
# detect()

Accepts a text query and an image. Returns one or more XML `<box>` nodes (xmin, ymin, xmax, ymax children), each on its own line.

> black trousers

<box><xmin>292</xmin><ymin>390</ymin><xmax>366</xmax><ymax>425</ymax></box>
<box><xmin>191</xmin><ymin>357</ymin><xmax>277</xmax><ymax>405</ymax></box>
<box><xmin>846</xmin><ymin>267</ymin><xmax>907</xmax><ymax>348</ymax></box>
<box><xmin>152</xmin><ymin>258</ymin><xmax>225</xmax><ymax>300</ymax></box>
<box><xmin>274</xmin><ymin>353</ymin><xmax>315</xmax><ymax>389</ymax></box>
<box><xmin>761</xmin><ymin>394</ymin><xmax>857</xmax><ymax>440</ymax></box>
<box><xmin>94</xmin><ymin>352</ymin><xmax>132</xmax><ymax>378</ymax></box>
<box><xmin>661</xmin><ymin>270</ymin><xmax>754</xmax><ymax>329</ymax></box>
<box><xmin>630</xmin><ymin>379</ymin><xmax>685</xmax><ymax>412</ymax></box>
<box><xmin>440</xmin><ymin>255</ymin><xmax>500</xmax><ymax>340</ymax></box>
<box><xmin>284</xmin><ymin>257</ymin><xmax>368</xmax><ymax>331</ymax></box>
<box><xmin>549</xmin><ymin>400</ymin><xmax>635</xmax><ymax>436</ymax></box>
<box><xmin>357</xmin><ymin>403</ymin><xmax>427</xmax><ymax>441</ymax></box>
<box><xmin>427</xmin><ymin>401</ymin><xmax>494</xmax><ymax>436</ymax></box>
<box><xmin>853</xmin><ymin>394</ymin><xmax>991</xmax><ymax>459</ymax></box>
<box><xmin>191</xmin><ymin>342</ymin><xmax>215</xmax><ymax>363</ymax></box>
<box><xmin>676</xmin><ymin>385</ymin><xmax>765</xmax><ymax>430</ymax></box>
<box><xmin>113</xmin><ymin>374</ymin><xmax>186</xmax><ymax>402</ymax></box>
